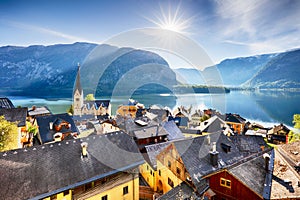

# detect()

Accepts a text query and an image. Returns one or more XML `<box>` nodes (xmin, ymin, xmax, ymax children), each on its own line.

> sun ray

<box><xmin>144</xmin><ymin>2</ymin><xmax>194</xmax><ymax>35</ymax></box>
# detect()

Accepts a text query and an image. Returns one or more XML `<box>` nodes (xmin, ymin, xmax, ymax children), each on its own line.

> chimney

<box><xmin>49</xmin><ymin>122</ymin><xmax>53</xmax><ymax>130</ymax></box>
<box><xmin>53</xmin><ymin>132</ymin><xmax>62</xmax><ymax>142</ymax></box>
<box><xmin>210</xmin><ymin>142</ymin><xmax>219</xmax><ymax>166</ymax></box>
<box><xmin>207</xmin><ymin>135</ymin><xmax>211</xmax><ymax>145</ymax></box>
<box><xmin>81</xmin><ymin>142</ymin><xmax>88</xmax><ymax>157</ymax></box>
<box><xmin>263</xmin><ymin>153</ymin><xmax>270</xmax><ymax>171</ymax></box>
<box><xmin>212</xmin><ymin>142</ymin><xmax>216</xmax><ymax>152</ymax></box>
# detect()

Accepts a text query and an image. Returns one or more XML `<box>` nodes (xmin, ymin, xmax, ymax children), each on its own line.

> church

<box><xmin>73</xmin><ymin>65</ymin><xmax>111</xmax><ymax>117</ymax></box>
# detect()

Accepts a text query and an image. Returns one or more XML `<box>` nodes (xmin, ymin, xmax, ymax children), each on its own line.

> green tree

<box><xmin>26</xmin><ymin>121</ymin><xmax>38</xmax><ymax>136</ymax></box>
<box><xmin>293</xmin><ymin>114</ymin><xmax>300</xmax><ymax>129</ymax></box>
<box><xmin>67</xmin><ymin>104</ymin><xmax>74</xmax><ymax>115</ymax></box>
<box><xmin>0</xmin><ymin>116</ymin><xmax>18</xmax><ymax>152</ymax></box>
<box><xmin>200</xmin><ymin>114</ymin><xmax>210</xmax><ymax>122</ymax></box>
<box><xmin>85</xmin><ymin>94</ymin><xmax>95</xmax><ymax>101</ymax></box>
<box><xmin>289</xmin><ymin>114</ymin><xmax>300</xmax><ymax>143</ymax></box>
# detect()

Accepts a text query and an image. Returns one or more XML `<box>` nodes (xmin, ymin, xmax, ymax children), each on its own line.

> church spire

<box><xmin>74</xmin><ymin>63</ymin><xmax>83</xmax><ymax>95</ymax></box>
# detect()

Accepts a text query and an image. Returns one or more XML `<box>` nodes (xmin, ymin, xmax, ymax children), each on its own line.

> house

<box><xmin>0</xmin><ymin>107</ymin><xmax>28</xmax><ymax>148</ymax></box>
<box><xmin>197</xmin><ymin>115</ymin><xmax>233</xmax><ymax>135</ymax></box>
<box><xmin>73</xmin><ymin>65</ymin><xmax>111</xmax><ymax>117</ymax></box>
<box><xmin>156</xmin><ymin>132</ymin><xmax>273</xmax><ymax>199</ymax></box>
<box><xmin>0</xmin><ymin>97</ymin><xmax>15</xmax><ymax>109</ymax></box>
<box><xmin>157</xmin><ymin>182</ymin><xmax>198</xmax><ymax>200</ymax></box>
<box><xmin>146</xmin><ymin>107</ymin><xmax>169</xmax><ymax>124</ymax></box>
<box><xmin>190</xmin><ymin>110</ymin><xmax>202</xmax><ymax>126</ymax></box>
<box><xmin>168</xmin><ymin>115</ymin><xmax>189</xmax><ymax>128</ymax></box>
<box><xmin>116</xmin><ymin>99</ymin><xmax>144</xmax><ymax>118</ymax></box>
<box><xmin>36</xmin><ymin>113</ymin><xmax>79</xmax><ymax>144</ymax></box>
<box><xmin>217</xmin><ymin>113</ymin><xmax>247</xmax><ymax>134</ymax></box>
<box><xmin>169</xmin><ymin>107</ymin><xmax>190</xmax><ymax>128</ymax></box>
<box><xmin>140</xmin><ymin>141</ymin><xmax>171</xmax><ymax>193</ymax></box>
<box><xmin>267</xmin><ymin>124</ymin><xmax>290</xmax><ymax>144</ymax></box>
<box><xmin>138</xmin><ymin>122</ymin><xmax>184</xmax><ymax>194</ymax></box>
<box><xmin>132</xmin><ymin>125</ymin><xmax>168</xmax><ymax>152</ymax></box>
<box><xmin>115</xmin><ymin>113</ymin><xmax>158</xmax><ymax>135</ymax></box>
<box><xmin>0</xmin><ymin>131</ymin><xmax>144</xmax><ymax>200</ymax></box>
<box><xmin>27</xmin><ymin>106</ymin><xmax>52</xmax><ymax>124</ymax></box>
<box><xmin>162</xmin><ymin>120</ymin><xmax>184</xmax><ymax>141</ymax></box>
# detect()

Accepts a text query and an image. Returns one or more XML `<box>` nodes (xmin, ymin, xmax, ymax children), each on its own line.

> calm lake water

<box><xmin>8</xmin><ymin>90</ymin><xmax>300</xmax><ymax>127</ymax></box>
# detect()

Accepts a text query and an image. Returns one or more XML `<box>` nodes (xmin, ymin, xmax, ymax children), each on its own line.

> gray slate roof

<box><xmin>0</xmin><ymin>131</ymin><xmax>144</xmax><ymax>200</ymax></box>
<box><xmin>28</xmin><ymin>106</ymin><xmax>51</xmax><ymax>117</ymax></box>
<box><xmin>0</xmin><ymin>107</ymin><xmax>27</xmax><ymax>127</ymax></box>
<box><xmin>36</xmin><ymin>113</ymin><xmax>78</xmax><ymax>144</ymax></box>
<box><xmin>133</xmin><ymin>125</ymin><xmax>168</xmax><ymax>139</ymax></box>
<box><xmin>231</xmin><ymin>135</ymin><xmax>268</xmax><ymax>156</ymax></box>
<box><xmin>229</xmin><ymin>149</ymin><xmax>274</xmax><ymax>198</ymax></box>
<box><xmin>162</xmin><ymin>120</ymin><xmax>184</xmax><ymax>141</ymax></box>
<box><xmin>199</xmin><ymin>115</ymin><xmax>229</xmax><ymax>133</ymax></box>
<box><xmin>171</xmin><ymin>132</ymin><xmax>269</xmax><ymax>194</ymax></box>
<box><xmin>116</xmin><ymin>115</ymin><xmax>158</xmax><ymax>135</ymax></box>
<box><xmin>0</xmin><ymin>97</ymin><xmax>15</xmax><ymax>109</ymax></box>
<box><xmin>84</xmin><ymin>100</ymin><xmax>110</xmax><ymax>109</ymax></box>
<box><xmin>144</xmin><ymin>141</ymin><xmax>171</xmax><ymax>169</ymax></box>
<box><xmin>157</xmin><ymin>182</ymin><xmax>199</xmax><ymax>200</ymax></box>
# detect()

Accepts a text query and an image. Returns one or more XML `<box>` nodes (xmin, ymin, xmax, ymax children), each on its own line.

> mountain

<box><xmin>0</xmin><ymin>42</ymin><xmax>97</xmax><ymax>97</ymax></box>
<box><xmin>173</xmin><ymin>68</ymin><xmax>205</xmax><ymax>85</ymax></box>
<box><xmin>174</xmin><ymin>53</ymin><xmax>276</xmax><ymax>86</ymax></box>
<box><xmin>81</xmin><ymin>45</ymin><xmax>177</xmax><ymax>96</ymax></box>
<box><xmin>0</xmin><ymin>42</ymin><xmax>176</xmax><ymax>98</ymax></box>
<box><xmin>244</xmin><ymin>49</ymin><xmax>300</xmax><ymax>88</ymax></box>
<box><xmin>174</xmin><ymin>49</ymin><xmax>300</xmax><ymax>88</ymax></box>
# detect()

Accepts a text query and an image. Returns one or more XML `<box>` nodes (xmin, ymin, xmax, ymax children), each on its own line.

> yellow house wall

<box><xmin>140</xmin><ymin>162</ymin><xmax>157</xmax><ymax>191</ymax></box>
<box><xmin>43</xmin><ymin>190</ymin><xmax>72</xmax><ymax>200</ymax></box>
<box><xmin>43</xmin><ymin>173</ymin><xmax>139</xmax><ymax>200</ymax></box>
<box><xmin>227</xmin><ymin>122</ymin><xmax>244</xmax><ymax>134</ymax></box>
<box><xmin>156</xmin><ymin>144</ymin><xmax>187</xmax><ymax>194</ymax></box>
<box><xmin>84</xmin><ymin>177</ymin><xmax>139</xmax><ymax>200</ymax></box>
<box><xmin>156</xmin><ymin>160</ymin><xmax>183</xmax><ymax>194</ymax></box>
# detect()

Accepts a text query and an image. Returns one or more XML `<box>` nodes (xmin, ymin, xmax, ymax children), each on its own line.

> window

<box><xmin>50</xmin><ymin>195</ymin><xmax>57</xmax><ymax>200</ymax></box>
<box><xmin>168</xmin><ymin>160</ymin><xmax>171</xmax><ymax>168</ymax></box>
<box><xmin>220</xmin><ymin>178</ymin><xmax>231</xmax><ymax>189</ymax></box>
<box><xmin>176</xmin><ymin>167</ymin><xmax>181</xmax><ymax>175</ymax></box>
<box><xmin>63</xmin><ymin>190</ymin><xmax>69</xmax><ymax>196</ymax></box>
<box><xmin>123</xmin><ymin>186</ymin><xmax>129</xmax><ymax>195</ymax></box>
<box><xmin>159</xmin><ymin>170</ymin><xmax>161</xmax><ymax>176</ymax></box>
<box><xmin>101</xmin><ymin>195</ymin><xmax>108</xmax><ymax>200</ymax></box>
<box><xmin>147</xmin><ymin>165</ymin><xmax>149</xmax><ymax>170</ymax></box>
<box><xmin>168</xmin><ymin>178</ymin><xmax>174</xmax><ymax>187</ymax></box>
<box><xmin>85</xmin><ymin>182</ymin><xmax>94</xmax><ymax>191</ymax></box>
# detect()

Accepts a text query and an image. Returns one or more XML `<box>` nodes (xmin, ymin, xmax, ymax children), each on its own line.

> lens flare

<box><xmin>144</xmin><ymin>3</ymin><xmax>193</xmax><ymax>35</ymax></box>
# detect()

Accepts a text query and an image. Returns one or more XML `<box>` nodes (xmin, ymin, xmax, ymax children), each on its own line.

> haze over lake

<box><xmin>8</xmin><ymin>90</ymin><xmax>300</xmax><ymax>127</ymax></box>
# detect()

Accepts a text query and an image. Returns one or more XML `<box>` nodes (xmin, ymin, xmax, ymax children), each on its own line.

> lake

<box><xmin>7</xmin><ymin>90</ymin><xmax>300</xmax><ymax>127</ymax></box>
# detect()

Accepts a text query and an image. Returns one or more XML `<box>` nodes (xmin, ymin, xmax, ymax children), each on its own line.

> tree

<box><xmin>85</xmin><ymin>94</ymin><xmax>95</xmax><ymax>101</ymax></box>
<box><xmin>200</xmin><ymin>114</ymin><xmax>210</xmax><ymax>122</ymax></box>
<box><xmin>0</xmin><ymin>116</ymin><xmax>18</xmax><ymax>152</ymax></box>
<box><xmin>289</xmin><ymin>114</ymin><xmax>300</xmax><ymax>143</ymax></box>
<box><xmin>67</xmin><ymin>104</ymin><xmax>74</xmax><ymax>115</ymax></box>
<box><xmin>293</xmin><ymin>114</ymin><xmax>300</xmax><ymax>130</ymax></box>
<box><xmin>26</xmin><ymin>121</ymin><xmax>38</xmax><ymax>136</ymax></box>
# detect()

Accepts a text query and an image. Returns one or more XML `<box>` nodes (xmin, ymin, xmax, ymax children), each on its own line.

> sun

<box><xmin>145</xmin><ymin>3</ymin><xmax>193</xmax><ymax>35</ymax></box>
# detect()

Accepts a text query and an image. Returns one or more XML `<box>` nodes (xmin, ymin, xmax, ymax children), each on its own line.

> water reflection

<box><xmin>9</xmin><ymin>90</ymin><xmax>300</xmax><ymax>127</ymax></box>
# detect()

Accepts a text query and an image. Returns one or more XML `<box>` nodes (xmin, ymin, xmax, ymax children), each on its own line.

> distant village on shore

<box><xmin>0</xmin><ymin>66</ymin><xmax>300</xmax><ymax>200</ymax></box>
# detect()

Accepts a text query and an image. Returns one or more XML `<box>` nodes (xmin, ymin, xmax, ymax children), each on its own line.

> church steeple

<box><xmin>73</xmin><ymin>63</ymin><xmax>84</xmax><ymax>116</ymax></box>
<box><xmin>74</xmin><ymin>63</ymin><xmax>83</xmax><ymax>95</ymax></box>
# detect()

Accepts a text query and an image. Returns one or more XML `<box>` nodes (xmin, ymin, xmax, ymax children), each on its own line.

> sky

<box><xmin>1</xmin><ymin>0</ymin><xmax>300</xmax><ymax>68</ymax></box>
